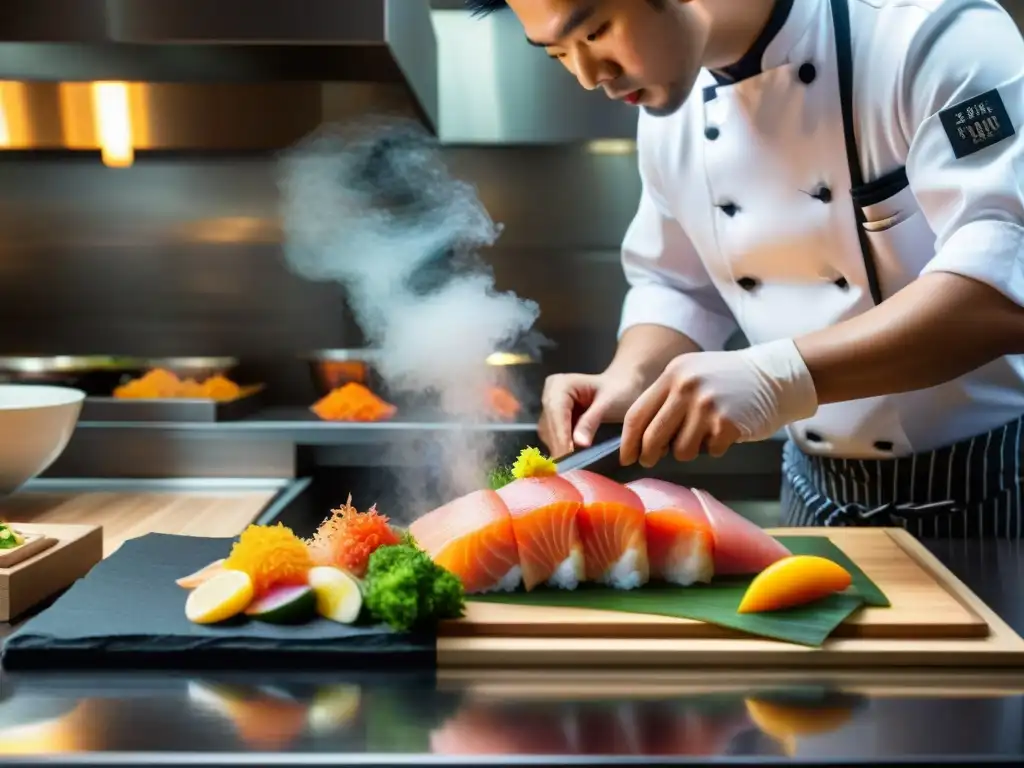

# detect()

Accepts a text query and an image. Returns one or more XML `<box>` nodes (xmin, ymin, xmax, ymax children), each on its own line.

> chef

<box><xmin>466</xmin><ymin>0</ymin><xmax>1024</xmax><ymax>538</ymax></box>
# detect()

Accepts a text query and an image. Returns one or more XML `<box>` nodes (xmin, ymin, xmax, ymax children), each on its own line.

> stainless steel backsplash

<box><xmin>0</xmin><ymin>146</ymin><xmax>644</xmax><ymax>404</ymax></box>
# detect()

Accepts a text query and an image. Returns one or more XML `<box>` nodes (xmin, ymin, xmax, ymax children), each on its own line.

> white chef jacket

<box><xmin>618</xmin><ymin>0</ymin><xmax>1024</xmax><ymax>459</ymax></box>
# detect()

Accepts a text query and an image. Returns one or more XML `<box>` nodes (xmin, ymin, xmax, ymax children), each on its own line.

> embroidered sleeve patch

<box><xmin>938</xmin><ymin>89</ymin><xmax>1015</xmax><ymax>159</ymax></box>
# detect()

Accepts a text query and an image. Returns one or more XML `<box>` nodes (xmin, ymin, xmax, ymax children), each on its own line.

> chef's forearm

<box><xmin>796</xmin><ymin>272</ymin><xmax>1024</xmax><ymax>405</ymax></box>
<box><xmin>610</xmin><ymin>324</ymin><xmax>703</xmax><ymax>385</ymax></box>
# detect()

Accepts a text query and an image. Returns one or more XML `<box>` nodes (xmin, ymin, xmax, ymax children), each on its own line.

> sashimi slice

<box><xmin>692</xmin><ymin>488</ymin><xmax>791</xmax><ymax>575</ymax></box>
<box><xmin>176</xmin><ymin>559</ymin><xmax>227</xmax><ymax>589</ymax></box>
<box><xmin>497</xmin><ymin>476</ymin><xmax>585</xmax><ymax>591</ymax></box>
<box><xmin>560</xmin><ymin>469</ymin><xmax>649</xmax><ymax>589</ymax></box>
<box><xmin>626</xmin><ymin>478</ymin><xmax>714</xmax><ymax>586</ymax></box>
<box><xmin>409</xmin><ymin>489</ymin><xmax>522</xmax><ymax>594</ymax></box>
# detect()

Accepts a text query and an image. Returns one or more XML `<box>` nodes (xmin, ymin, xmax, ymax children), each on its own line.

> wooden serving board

<box><xmin>0</xmin><ymin>533</ymin><xmax>56</xmax><ymax>569</ymax></box>
<box><xmin>0</xmin><ymin>523</ymin><xmax>103</xmax><ymax>622</ymax></box>
<box><xmin>437</xmin><ymin>528</ymin><xmax>1024</xmax><ymax>668</ymax></box>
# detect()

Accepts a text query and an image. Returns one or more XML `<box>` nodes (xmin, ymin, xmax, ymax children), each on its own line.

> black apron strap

<box><xmin>829</xmin><ymin>0</ymin><xmax>885</xmax><ymax>306</ymax></box>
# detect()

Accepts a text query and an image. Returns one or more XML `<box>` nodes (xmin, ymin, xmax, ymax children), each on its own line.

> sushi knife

<box><xmin>553</xmin><ymin>431</ymin><xmax>713</xmax><ymax>473</ymax></box>
<box><xmin>554</xmin><ymin>435</ymin><xmax>623</xmax><ymax>473</ymax></box>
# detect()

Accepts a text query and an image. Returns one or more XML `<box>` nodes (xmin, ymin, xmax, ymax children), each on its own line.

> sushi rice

<box><xmin>597</xmin><ymin>547</ymin><xmax>646</xmax><ymax>591</ymax></box>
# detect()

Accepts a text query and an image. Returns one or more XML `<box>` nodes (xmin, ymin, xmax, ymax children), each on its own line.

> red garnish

<box><xmin>305</xmin><ymin>495</ymin><xmax>400</xmax><ymax>578</ymax></box>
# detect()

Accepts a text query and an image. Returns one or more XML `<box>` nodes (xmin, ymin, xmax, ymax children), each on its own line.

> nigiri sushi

<box><xmin>496</xmin><ymin>475</ymin><xmax>585</xmax><ymax>591</ymax></box>
<box><xmin>561</xmin><ymin>469</ymin><xmax>649</xmax><ymax>589</ymax></box>
<box><xmin>408</xmin><ymin>489</ymin><xmax>521</xmax><ymax>594</ymax></box>
<box><xmin>626</xmin><ymin>479</ymin><xmax>714</xmax><ymax>586</ymax></box>
<box><xmin>692</xmin><ymin>488</ymin><xmax>791</xmax><ymax>575</ymax></box>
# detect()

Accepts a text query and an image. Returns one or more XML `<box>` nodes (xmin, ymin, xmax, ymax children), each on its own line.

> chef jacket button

<box><xmin>873</xmin><ymin>440</ymin><xmax>895</xmax><ymax>452</ymax></box>
<box><xmin>834</xmin><ymin>276</ymin><xmax>849</xmax><ymax>290</ymax></box>
<box><xmin>737</xmin><ymin>276</ymin><xmax>759</xmax><ymax>291</ymax></box>
<box><xmin>814</xmin><ymin>185</ymin><xmax>832</xmax><ymax>203</ymax></box>
<box><xmin>719</xmin><ymin>202</ymin><xmax>740</xmax><ymax>217</ymax></box>
<box><xmin>798</xmin><ymin>62</ymin><xmax>817</xmax><ymax>85</ymax></box>
<box><xmin>705</xmin><ymin>126</ymin><xmax>720</xmax><ymax>141</ymax></box>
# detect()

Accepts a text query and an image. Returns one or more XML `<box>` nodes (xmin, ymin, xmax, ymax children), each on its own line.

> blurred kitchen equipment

<box><xmin>0</xmin><ymin>384</ymin><xmax>85</xmax><ymax>495</ymax></box>
<box><xmin>485</xmin><ymin>349</ymin><xmax>543</xmax><ymax>399</ymax></box>
<box><xmin>0</xmin><ymin>356</ymin><xmax>147</xmax><ymax>396</ymax></box>
<box><xmin>305</xmin><ymin>348</ymin><xmax>541</xmax><ymax>400</ymax></box>
<box><xmin>305</xmin><ymin>349</ymin><xmax>384</xmax><ymax>398</ymax></box>
<box><xmin>0</xmin><ymin>356</ymin><xmax>240</xmax><ymax>396</ymax></box>
<box><xmin>143</xmin><ymin>357</ymin><xmax>239</xmax><ymax>382</ymax></box>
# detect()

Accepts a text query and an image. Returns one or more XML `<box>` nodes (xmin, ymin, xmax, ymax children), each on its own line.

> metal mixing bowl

<box><xmin>305</xmin><ymin>349</ymin><xmax>383</xmax><ymax>397</ymax></box>
<box><xmin>304</xmin><ymin>348</ymin><xmax>542</xmax><ymax>407</ymax></box>
<box><xmin>0</xmin><ymin>356</ymin><xmax>148</xmax><ymax>395</ymax></box>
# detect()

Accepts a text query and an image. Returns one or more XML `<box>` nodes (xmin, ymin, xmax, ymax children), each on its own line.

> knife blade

<box><xmin>554</xmin><ymin>434</ymin><xmax>623</xmax><ymax>473</ymax></box>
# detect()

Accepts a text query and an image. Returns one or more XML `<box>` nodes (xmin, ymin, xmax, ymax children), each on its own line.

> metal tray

<box><xmin>80</xmin><ymin>385</ymin><xmax>264</xmax><ymax>423</ymax></box>
<box><xmin>0</xmin><ymin>356</ymin><xmax>240</xmax><ymax>397</ymax></box>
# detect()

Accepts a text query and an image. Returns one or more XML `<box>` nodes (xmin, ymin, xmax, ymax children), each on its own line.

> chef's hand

<box><xmin>538</xmin><ymin>368</ymin><xmax>648</xmax><ymax>457</ymax></box>
<box><xmin>620</xmin><ymin>338</ymin><xmax>819</xmax><ymax>467</ymax></box>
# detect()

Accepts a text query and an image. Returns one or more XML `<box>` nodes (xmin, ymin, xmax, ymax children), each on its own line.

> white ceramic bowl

<box><xmin>0</xmin><ymin>384</ymin><xmax>86</xmax><ymax>495</ymax></box>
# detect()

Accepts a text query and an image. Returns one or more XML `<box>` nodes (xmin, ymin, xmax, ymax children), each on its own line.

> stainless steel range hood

<box><xmin>0</xmin><ymin>0</ymin><xmax>438</xmax><ymax>137</ymax></box>
<box><xmin>430</xmin><ymin>3</ymin><xmax>638</xmax><ymax>144</ymax></box>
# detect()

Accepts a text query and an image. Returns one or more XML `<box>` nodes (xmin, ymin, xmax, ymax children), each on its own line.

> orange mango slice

<box><xmin>737</xmin><ymin>555</ymin><xmax>852</xmax><ymax>613</ymax></box>
<box><xmin>176</xmin><ymin>559</ymin><xmax>227</xmax><ymax>589</ymax></box>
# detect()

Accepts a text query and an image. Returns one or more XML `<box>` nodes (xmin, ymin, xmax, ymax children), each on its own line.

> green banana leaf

<box><xmin>470</xmin><ymin>536</ymin><xmax>888</xmax><ymax>648</ymax></box>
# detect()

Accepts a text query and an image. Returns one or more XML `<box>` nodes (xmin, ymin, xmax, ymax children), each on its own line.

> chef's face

<box><xmin>506</xmin><ymin>0</ymin><xmax>708</xmax><ymax>117</ymax></box>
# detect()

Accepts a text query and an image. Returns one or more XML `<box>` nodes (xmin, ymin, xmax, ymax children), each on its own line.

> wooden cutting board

<box><xmin>437</xmin><ymin>528</ymin><xmax>1024</xmax><ymax>668</ymax></box>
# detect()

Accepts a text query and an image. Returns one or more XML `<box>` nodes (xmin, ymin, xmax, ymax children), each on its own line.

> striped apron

<box><xmin>781</xmin><ymin>414</ymin><xmax>1024</xmax><ymax>539</ymax></box>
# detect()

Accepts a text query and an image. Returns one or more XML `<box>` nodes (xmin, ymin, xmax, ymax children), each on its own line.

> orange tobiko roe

<box><xmin>306</xmin><ymin>497</ymin><xmax>400</xmax><ymax>578</ymax></box>
<box><xmin>223</xmin><ymin>523</ymin><xmax>314</xmax><ymax>596</ymax></box>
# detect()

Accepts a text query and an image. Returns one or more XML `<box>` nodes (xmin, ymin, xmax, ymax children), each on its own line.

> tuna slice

<box><xmin>408</xmin><ymin>489</ymin><xmax>521</xmax><ymax>594</ymax></box>
<box><xmin>692</xmin><ymin>488</ymin><xmax>791</xmax><ymax>575</ymax></box>
<box><xmin>560</xmin><ymin>469</ymin><xmax>649</xmax><ymax>589</ymax></box>
<box><xmin>496</xmin><ymin>475</ymin><xmax>585</xmax><ymax>591</ymax></box>
<box><xmin>626</xmin><ymin>478</ymin><xmax>715</xmax><ymax>586</ymax></box>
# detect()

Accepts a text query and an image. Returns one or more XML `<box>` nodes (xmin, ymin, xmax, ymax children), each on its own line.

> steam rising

<box><xmin>278</xmin><ymin>117</ymin><xmax>541</xmax><ymax>514</ymax></box>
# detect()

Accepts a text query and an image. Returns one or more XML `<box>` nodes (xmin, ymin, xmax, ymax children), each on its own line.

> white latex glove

<box><xmin>620</xmin><ymin>338</ymin><xmax>819</xmax><ymax>467</ymax></box>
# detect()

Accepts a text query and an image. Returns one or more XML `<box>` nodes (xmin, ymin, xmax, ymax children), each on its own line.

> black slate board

<box><xmin>1</xmin><ymin>533</ymin><xmax>435</xmax><ymax>671</ymax></box>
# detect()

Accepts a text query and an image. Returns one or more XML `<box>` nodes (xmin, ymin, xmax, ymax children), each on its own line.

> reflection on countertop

<box><xmin>0</xmin><ymin>668</ymin><xmax>1023</xmax><ymax>763</ymax></box>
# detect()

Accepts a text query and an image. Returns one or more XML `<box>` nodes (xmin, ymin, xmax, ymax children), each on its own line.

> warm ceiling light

<box><xmin>586</xmin><ymin>139</ymin><xmax>636</xmax><ymax>155</ymax></box>
<box><xmin>0</xmin><ymin>81</ymin><xmax>29</xmax><ymax>148</ymax></box>
<box><xmin>0</xmin><ymin>84</ymin><xmax>9</xmax><ymax>148</ymax></box>
<box><xmin>91</xmin><ymin>82</ymin><xmax>133</xmax><ymax>168</ymax></box>
<box><xmin>486</xmin><ymin>352</ymin><xmax>534</xmax><ymax>366</ymax></box>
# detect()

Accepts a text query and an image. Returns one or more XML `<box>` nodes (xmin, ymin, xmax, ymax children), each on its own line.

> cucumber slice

<box><xmin>244</xmin><ymin>584</ymin><xmax>317</xmax><ymax>624</ymax></box>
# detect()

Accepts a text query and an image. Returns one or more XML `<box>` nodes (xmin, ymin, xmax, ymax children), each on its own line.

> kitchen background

<box><xmin>0</xmin><ymin>0</ymin><xmax>1021</xmax><ymax>510</ymax></box>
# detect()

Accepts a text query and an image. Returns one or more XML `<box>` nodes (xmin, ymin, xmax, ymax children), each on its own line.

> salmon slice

<box><xmin>560</xmin><ymin>469</ymin><xmax>649</xmax><ymax>589</ymax></box>
<box><xmin>409</xmin><ymin>489</ymin><xmax>521</xmax><ymax>594</ymax></box>
<box><xmin>626</xmin><ymin>479</ymin><xmax>715</xmax><ymax>586</ymax></box>
<box><xmin>692</xmin><ymin>488</ymin><xmax>791</xmax><ymax>575</ymax></box>
<box><xmin>496</xmin><ymin>476</ymin><xmax>585</xmax><ymax>591</ymax></box>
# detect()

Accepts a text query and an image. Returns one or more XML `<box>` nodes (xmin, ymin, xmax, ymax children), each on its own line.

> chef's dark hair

<box><xmin>465</xmin><ymin>0</ymin><xmax>665</xmax><ymax>16</ymax></box>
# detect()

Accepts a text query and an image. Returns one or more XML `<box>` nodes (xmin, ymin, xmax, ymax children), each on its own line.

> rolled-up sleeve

<box><xmin>618</xmin><ymin>145</ymin><xmax>738</xmax><ymax>351</ymax></box>
<box><xmin>904</xmin><ymin>0</ymin><xmax>1024</xmax><ymax>307</ymax></box>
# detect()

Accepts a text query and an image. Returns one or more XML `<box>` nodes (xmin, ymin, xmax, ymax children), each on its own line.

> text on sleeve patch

<box><xmin>938</xmin><ymin>89</ymin><xmax>1015</xmax><ymax>159</ymax></box>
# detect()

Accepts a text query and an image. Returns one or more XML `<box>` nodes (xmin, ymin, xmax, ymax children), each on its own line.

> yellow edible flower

<box><xmin>511</xmin><ymin>447</ymin><xmax>557</xmax><ymax>479</ymax></box>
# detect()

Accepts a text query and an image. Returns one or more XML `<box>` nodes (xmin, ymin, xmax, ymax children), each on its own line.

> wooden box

<box><xmin>0</xmin><ymin>523</ymin><xmax>103</xmax><ymax>622</ymax></box>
